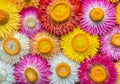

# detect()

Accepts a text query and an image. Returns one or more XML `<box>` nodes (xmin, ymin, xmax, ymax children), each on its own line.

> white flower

<box><xmin>0</xmin><ymin>61</ymin><xmax>15</xmax><ymax>84</ymax></box>
<box><xmin>0</xmin><ymin>33</ymin><xmax>30</xmax><ymax>65</ymax></box>
<box><xmin>48</xmin><ymin>53</ymin><xmax>79</xmax><ymax>84</ymax></box>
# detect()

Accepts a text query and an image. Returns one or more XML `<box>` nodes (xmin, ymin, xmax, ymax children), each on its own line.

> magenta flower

<box><xmin>78</xmin><ymin>54</ymin><xmax>117</xmax><ymax>84</ymax></box>
<box><xmin>14</xmin><ymin>54</ymin><xmax>51</xmax><ymax>84</ymax></box>
<box><xmin>80</xmin><ymin>0</ymin><xmax>116</xmax><ymax>35</ymax></box>
<box><xmin>19</xmin><ymin>7</ymin><xmax>42</xmax><ymax>38</ymax></box>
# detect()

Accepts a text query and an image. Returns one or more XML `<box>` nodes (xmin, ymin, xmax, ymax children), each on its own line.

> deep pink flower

<box><xmin>78</xmin><ymin>54</ymin><xmax>117</xmax><ymax>84</ymax></box>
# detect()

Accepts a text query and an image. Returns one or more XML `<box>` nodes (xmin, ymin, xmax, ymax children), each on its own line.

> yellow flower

<box><xmin>115</xmin><ymin>61</ymin><xmax>120</xmax><ymax>84</ymax></box>
<box><xmin>116</xmin><ymin>3</ymin><xmax>120</xmax><ymax>25</ymax></box>
<box><xmin>0</xmin><ymin>0</ymin><xmax>20</xmax><ymax>38</ymax></box>
<box><xmin>16</xmin><ymin>0</ymin><xmax>39</xmax><ymax>10</ymax></box>
<box><xmin>61</xmin><ymin>27</ymin><xmax>99</xmax><ymax>63</ymax></box>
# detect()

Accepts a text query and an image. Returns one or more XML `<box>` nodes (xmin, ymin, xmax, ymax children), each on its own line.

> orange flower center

<box><xmin>37</xmin><ymin>38</ymin><xmax>52</xmax><ymax>54</ymax></box>
<box><xmin>108</xmin><ymin>0</ymin><xmax>119</xmax><ymax>3</ymax></box>
<box><xmin>0</xmin><ymin>9</ymin><xmax>9</xmax><ymax>25</ymax></box>
<box><xmin>72</xmin><ymin>34</ymin><xmax>89</xmax><ymax>52</ymax></box>
<box><xmin>111</xmin><ymin>34</ymin><xmax>120</xmax><ymax>47</ymax></box>
<box><xmin>3</xmin><ymin>38</ymin><xmax>21</xmax><ymax>56</ymax></box>
<box><xmin>89</xmin><ymin>65</ymin><xmax>107</xmax><ymax>83</ymax></box>
<box><xmin>25</xmin><ymin>17</ymin><xmax>37</xmax><ymax>29</ymax></box>
<box><xmin>25</xmin><ymin>67</ymin><xmax>38</xmax><ymax>82</ymax></box>
<box><xmin>90</xmin><ymin>8</ymin><xmax>104</xmax><ymax>22</ymax></box>
<box><xmin>49</xmin><ymin>0</ymin><xmax>71</xmax><ymax>23</ymax></box>
<box><xmin>56</xmin><ymin>62</ymin><xmax>71</xmax><ymax>78</ymax></box>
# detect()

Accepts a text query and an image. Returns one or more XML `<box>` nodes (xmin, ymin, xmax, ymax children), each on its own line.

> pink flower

<box><xmin>100</xmin><ymin>25</ymin><xmax>120</xmax><ymax>60</ymax></box>
<box><xmin>14</xmin><ymin>54</ymin><xmax>51</xmax><ymax>84</ymax></box>
<box><xmin>19</xmin><ymin>7</ymin><xmax>42</xmax><ymax>38</ymax></box>
<box><xmin>80</xmin><ymin>0</ymin><xmax>115</xmax><ymax>35</ymax></box>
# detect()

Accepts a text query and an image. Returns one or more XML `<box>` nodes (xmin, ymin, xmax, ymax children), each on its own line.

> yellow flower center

<box><xmin>38</xmin><ymin>38</ymin><xmax>52</xmax><ymax>54</ymax></box>
<box><xmin>116</xmin><ymin>3</ymin><xmax>120</xmax><ymax>25</ymax></box>
<box><xmin>0</xmin><ymin>9</ymin><xmax>9</xmax><ymax>25</ymax></box>
<box><xmin>72</xmin><ymin>34</ymin><xmax>89</xmax><ymax>52</ymax></box>
<box><xmin>49</xmin><ymin>0</ymin><xmax>71</xmax><ymax>23</ymax></box>
<box><xmin>25</xmin><ymin>17</ymin><xmax>37</xmax><ymax>29</ymax></box>
<box><xmin>0</xmin><ymin>68</ymin><xmax>7</xmax><ymax>82</ymax></box>
<box><xmin>25</xmin><ymin>0</ymin><xmax>31</xmax><ymax>3</ymax></box>
<box><xmin>89</xmin><ymin>65</ymin><xmax>107</xmax><ymax>83</ymax></box>
<box><xmin>115</xmin><ymin>61</ymin><xmax>120</xmax><ymax>84</ymax></box>
<box><xmin>90</xmin><ymin>8</ymin><xmax>104</xmax><ymax>22</ymax></box>
<box><xmin>56</xmin><ymin>62</ymin><xmax>71</xmax><ymax>78</ymax></box>
<box><xmin>3</xmin><ymin>38</ymin><xmax>21</xmax><ymax>56</ymax></box>
<box><xmin>25</xmin><ymin>67</ymin><xmax>38</xmax><ymax>82</ymax></box>
<box><xmin>111</xmin><ymin>34</ymin><xmax>120</xmax><ymax>47</ymax></box>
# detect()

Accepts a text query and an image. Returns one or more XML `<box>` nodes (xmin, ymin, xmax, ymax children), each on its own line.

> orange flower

<box><xmin>38</xmin><ymin>0</ymin><xmax>81</xmax><ymax>36</ymax></box>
